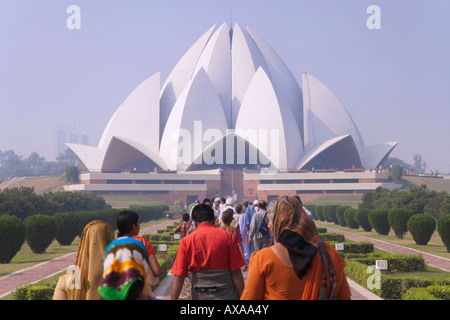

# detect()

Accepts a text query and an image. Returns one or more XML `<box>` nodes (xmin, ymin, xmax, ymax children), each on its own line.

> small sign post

<box><xmin>375</xmin><ymin>260</ymin><xmax>388</xmax><ymax>274</ymax></box>
<box><xmin>335</xmin><ymin>243</ymin><xmax>344</xmax><ymax>252</ymax></box>
<box><xmin>158</xmin><ymin>244</ymin><xmax>168</xmax><ymax>256</ymax></box>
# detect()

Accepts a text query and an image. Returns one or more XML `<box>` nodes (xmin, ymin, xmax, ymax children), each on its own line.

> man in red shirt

<box><xmin>170</xmin><ymin>204</ymin><xmax>245</xmax><ymax>300</ymax></box>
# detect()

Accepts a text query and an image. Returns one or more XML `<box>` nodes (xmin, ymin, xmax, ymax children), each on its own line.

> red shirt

<box><xmin>171</xmin><ymin>222</ymin><xmax>245</xmax><ymax>278</ymax></box>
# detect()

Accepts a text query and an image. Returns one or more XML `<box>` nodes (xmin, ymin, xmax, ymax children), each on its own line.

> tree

<box><xmin>388</xmin><ymin>208</ymin><xmax>411</xmax><ymax>239</ymax></box>
<box><xmin>390</xmin><ymin>163</ymin><xmax>403</xmax><ymax>183</ymax></box>
<box><xmin>65</xmin><ymin>165</ymin><xmax>79</xmax><ymax>183</ymax></box>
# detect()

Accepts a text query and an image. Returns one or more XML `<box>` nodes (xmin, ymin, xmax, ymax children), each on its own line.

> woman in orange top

<box><xmin>241</xmin><ymin>196</ymin><xmax>351</xmax><ymax>300</ymax></box>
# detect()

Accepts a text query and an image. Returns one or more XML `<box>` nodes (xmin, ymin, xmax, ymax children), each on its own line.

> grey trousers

<box><xmin>254</xmin><ymin>236</ymin><xmax>271</xmax><ymax>251</ymax></box>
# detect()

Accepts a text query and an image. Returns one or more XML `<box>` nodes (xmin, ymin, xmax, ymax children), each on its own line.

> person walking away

<box><xmin>241</xmin><ymin>196</ymin><xmax>351</xmax><ymax>300</ymax></box>
<box><xmin>97</xmin><ymin>237</ymin><xmax>158</xmax><ymax>300</ymax></box>
<box><xmin>246</xmin><ymin>200</ymin><xmax>258</xmax><ymax>255</ymax></box>
<box><xmin>233</xmin><ymin>204</ymin><xmax>250</xmax><ymax>265</ymax></box>
<box><xmin>174</xmin><ymin>213</ymin><xmax>191</xmax><ymax>239</ymax></box>
<box><xmin>220</xmin><ymin>208</ymin><xmax>247</xmax><ymax>271</ymax></box>
<box><xmin>116</xmin><ymin>210</ymin><xmax>163</xmax><ymax>296</ymax></box>
<box><xmin>53</xmin><ymin>220</ymin><xmax>115</xmax><ymax>300</ymax></box>
<box><xmin>248</xmin><ymin>200</ymin><xmax>271</xmax><ymax>251</ymax></box>
<box><xmin>170</xmin><ymin>204</ymin><xmax>245</xmax><ymax>300</ymax></box>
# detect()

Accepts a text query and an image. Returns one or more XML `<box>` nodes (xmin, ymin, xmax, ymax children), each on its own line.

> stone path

<box><xmin>2</xmin><ymin>219</ymin><xmax>448</xmax><ymax>300</ymax></box>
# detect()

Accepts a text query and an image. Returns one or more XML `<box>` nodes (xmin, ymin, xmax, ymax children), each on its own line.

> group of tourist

<box><xmin>53</xmin><ymin>211</ymin><xmax>164</xmax><ymax>300</ymax></box>
<box><xmin>52</xmin><ymin>194</ymin><xmax>351</xmax><ymax>300</ymax></box>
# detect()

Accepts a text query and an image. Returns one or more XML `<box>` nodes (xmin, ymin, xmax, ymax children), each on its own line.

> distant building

<box><xmin>56</xmin><ymin>124</ymin><xmax>89</xmax><ymax>158</ymax></box>
<box><xmin>65</xmin><ymin>23</ymin><xmax>400</xmax><ymax>204</ymax></box>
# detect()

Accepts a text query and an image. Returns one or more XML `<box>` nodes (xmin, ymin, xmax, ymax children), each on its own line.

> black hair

<box><xmin>192</xmin><ymin>203</ymin><xmax>215</xmax><ymax>223</ymax></box>
<box><xmin>202</xmin><ymin>198</ymin><xmax>213</xmax><ymax>207</ymax></box>
<box><xmin>126</xmin><ymin>279</ymin><xmax>144</xmax><ymax>300</ymax></box>
<box><xmin>182</xmin><ymin>213</ymin><xmax>190</xmax><ymax>221</ymax></box>
<box><xmin>116</xmin><ymin>210</ymin><xmax>139</xmax><ymax>238</ymax></box>
<box><xmin>221</xmin><ymin>208</ymin><xmax>234</xmax><ymax>225</ymax></box>
<box><xmin>235</xmin><ymin>204</ymin><xmax>243</xmax><ymax>214</ymax></box>
<box><xmin>259</xmin><ymin>200</ymin><xmax>267</xmax><ymax>210</ymax></box>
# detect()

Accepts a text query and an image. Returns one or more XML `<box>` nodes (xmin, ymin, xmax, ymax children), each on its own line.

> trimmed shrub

<box><xmin>380</xmin><ymin>277</ymin><xmax>450</xmax><ymax>300</ymax></box>
<box><xmin>131</xmin><ymin>204</ymin><xmax>170</xmax><ymax>222</ymax></box>
<box><xmin>12</xmin><ymin>283</ymin><xmax>55</xmax><ymax>300</ymax></box>
<box><xmin>403</xmin><ymin>287</ymin><xmax>440</xmax><ymax>300</ymax></box>
<box><xmin>305</xmin><ymin>205</ymin><xmax>317</xmax><ymax>220</ymax></box>
<box><xmin>403</xmin><ymin>285</ymin><xmax>450</xmax><ymax>300</ymax></box>
<box><xmin>344</xmin><ymin>208</ymin><xmax>359</xmax><ymax>229</ymax></box>
<box><xmin>437</xmin><ymin>214</ymin><xmax>450</xmax><ymax>253</ymax></box>
<box><xmin>53</xmin><ymin>212</ymin><xmax>80</xmax><ymax>246</ymax></box>
<box><xmin>24</xmin><ymin>214</ymin><xmax>56</xmax><ymax>254</ymax></box>
<box><xmin>368</xmin><ymin>208</ymin><xmax>390</xmax><ymax>235</ymax></box>
<box><xmin>322</xmin><ymin>205</ymin><xmax>338</xmax><ymax>224</ymax></box>
<box><xmin>314</xmin><ymin>206</ymin><xmax>325</xmax><ymax>221</ymax></box>
<box><xmin>346</xmin><ymin>252</ymin><xmax>425</xmax><ymax>272</ymax></box>
<box><xmin>319</xmin><ymin>233</ymin><xmax>345</xmax><ymax>243</ymax></box>
<box><xmin>317</xmin><ymin>227</ymin><xmax>327</xmax><ymax>233</ymax></box>
<box><xmin>354</xmin><ymin>208</ymin><xmax>372</xmax><ymax>232</ymax></box>
<box><xmin>336</xmin><ymin>206</ymin><xmax>349</xmax><ymax>226</ymax></box>
<box><xmin>0</xmin><ymin>215</ymin><xmax>25</xmax><ymax>263</ymax></box>
<box><xmin>328</xmin><ymin>241</ymin><xmax>374</xmax><ymax>254</ymax></box>
<box><xmin>407</xmin><ymin>214</ymin><xmax>436</xmax><ymax>245</ymax></box>
<box><xmin>388</xmin><ymin>208</ymin><xmax>411</xmax><ymax>239</ymax></box>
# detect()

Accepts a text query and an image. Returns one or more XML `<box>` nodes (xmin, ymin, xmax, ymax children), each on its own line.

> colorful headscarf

<box><xmin>271</xmin><ymin>196</ymin><xmax>321</xmax><ymax>279</ymax></box>
<box><xmin>67</xmin><ymin>220</ymin><xmax>115</xmax><ymax>300</ymax></box>
<box><xmin>98</xmin><ymin>237</ymin><xmax>150</xmax><ymax>300</ymax></box>
<box><xmin>272</xmin><ymin>196</ymin><xmax>320</xmax><ymax>247</ymax></box>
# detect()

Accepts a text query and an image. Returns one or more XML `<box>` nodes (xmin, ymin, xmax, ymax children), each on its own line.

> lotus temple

<box><xmin>64</xmin><ymin>22</ymin><xmax>401</xmax><ymax>204</ymax></box>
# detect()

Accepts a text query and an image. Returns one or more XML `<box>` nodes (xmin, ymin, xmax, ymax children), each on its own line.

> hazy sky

<box><xmin>1</xmin><ymin>0</ymin><xmax>449</xmax><ymax>172</ymax></box>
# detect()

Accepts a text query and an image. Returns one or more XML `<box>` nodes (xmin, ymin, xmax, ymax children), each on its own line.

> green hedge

<box><xmin>388</xmin><ymin>208</ymin><xmax>411</xmax><ymax>239</ymax></box>
<box><xmin>344</xmin><ymin>260</ymin><xmax>450</xmax><ymax>299</ymax></box>
<box><xmin>344</xmin><ymin>252</ymin><xmax>425</xmax><ymax>272</ymax></box>
<box><xmin>12</xmin><ymin>283</ymin><xmax>55</xmax><ymax>300</ymax></box>
<box><xmin>327</xmin><ymin>241</ymin><xmax>374</xmax><ymax>254</ymax></box>
<box><xmin>0</xmin><ymin>215</ymin><xmax>25</xmax><ymax>263</ymax></box>
<box><xmin>24</xmin><ymin>214</ymin><xmax>56</xmax><ymax>254</ymax></box>
<box><xmin>345</xmin><ymin>259</ymin><xmax>450</xmax><ymax>300</ymax></box>
<box><xmin>381</xmin><ymin>277</ymin><xmax>450</xmax><ymax>300</ymax></box>
<box><xmin>319</xmin><ymin>233</ymin><xmax>345</xmax><ymax>243</ymax></box>
<box><xmin>437</xmin><ymin>214</ymin><xmax>450</xmax><ymax>253</ymax></box>
<box><xmin>368</xmin><ymin>208</ymin><xmax>390</xmax><ymax>235</ymax></box>
<box><xmin>335</xmin><ymin>206</ymin><xmax>350</xmax><ymax>227</ymax></box>
<box><xmin>407</xmin><ymin>214</ymin><xmax>436</xmax><ymax>245</ymax></box>
<box><xmin>314</xmin><ymin>206</ymin><xmax>325</xmax><ymax>221</ymax></box>
<box><xmin>403</xmin><ymin>285</ymin><xmax>450</xmax><ymax>300</ymax></box>
<box><xmin>53</xmin><ymin>212</ymin><xmax>80</xmax><ymax>246</ymax></box>
<box><xmin>322</xmin><ymin>205</ymin><xmax>338</xmax><ymax>224</ymax></box>
<box><xmin>344</xmin><ymin>208</ymin><xmax>359</xmax><ymax>229</ymax></box>
<box><xmin>129</xmin><ymin>204</ymin><xmax>170</xmax><ymax>222</ymax></box>
<box><xmin>355</xmin><ymin>208</ymin><xmax>372</xmax><ymax>232</ymax></box>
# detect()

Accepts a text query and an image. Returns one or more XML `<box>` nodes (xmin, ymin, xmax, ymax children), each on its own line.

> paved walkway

<box><xmin>2</xmin><ymin>220</ymin><xmax>448</xmax><ymax>300</ymax></box>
